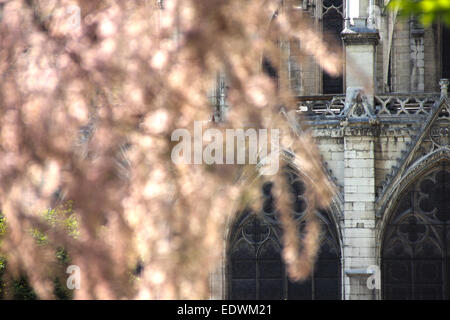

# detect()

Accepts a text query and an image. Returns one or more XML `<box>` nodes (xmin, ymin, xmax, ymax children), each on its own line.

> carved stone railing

<box><xmin>297</xmin><ymin>92</ymin><xmax>441</xmax><ymax>121</ymax></box>
<box><xmin>297</xmin><ymin>94</ymin><xmax>345</xmax><ymax>117</ymax></box>
<box><xmin>374</xmin><ymin>93</ymin><xmax>439</xmax><ymax>116</ymax></box>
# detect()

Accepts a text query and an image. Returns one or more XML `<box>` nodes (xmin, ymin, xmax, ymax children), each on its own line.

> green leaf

<box><xmin>388</xmin><ymin>0</ymin><xmax>450</xmax><ymax>26</ymax></box>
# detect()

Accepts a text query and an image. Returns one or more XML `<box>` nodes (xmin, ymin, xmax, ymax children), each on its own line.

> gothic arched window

<box><xmin>227</xmin><ymin>173</ymin><xmax>341</xmax><ymax>300</ymax></box>
<box><xmin>322</xmin><ymin>0</ymin><xmax>344</xmax><ymax>94</ymax></box>
<box><xmin>382</xmin><ymin>161</ymin><xmax>450</xmax><ymax>299</ymax></box>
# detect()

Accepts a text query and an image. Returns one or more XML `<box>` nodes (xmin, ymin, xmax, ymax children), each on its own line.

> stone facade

<box><xmin>211</xmin><ymin>0</ymin><xmax>450</xmax><ymax>300</ymax></box>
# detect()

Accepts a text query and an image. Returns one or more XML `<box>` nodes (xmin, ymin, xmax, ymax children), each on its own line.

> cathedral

<box><xmin>209</xmin><ymin>0</ymin><xmax>450</xmax><ymax>300</ymax></box>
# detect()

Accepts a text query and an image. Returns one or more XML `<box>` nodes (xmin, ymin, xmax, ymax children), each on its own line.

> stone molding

<box><xmin>341</xmin><ymin>27</ymin><xmax>380</xmax><ymax>46</ymax></box>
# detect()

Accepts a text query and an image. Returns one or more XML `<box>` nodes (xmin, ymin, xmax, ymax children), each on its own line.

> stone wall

<box><xmin>391</xmin><ymin>16</ymin><xmax>440</xmax><ymax>93</ymax></box>
<box><xmin>209</xmin><ymin>2</ymin><xmax>448</xmax><ymax>300</ymax></box>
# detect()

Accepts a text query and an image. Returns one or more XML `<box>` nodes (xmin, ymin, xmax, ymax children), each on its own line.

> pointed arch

<box><xmin>379</xmin><ymin>159</ymin><xmax>450</xmax><ymax>299</ymax></box>
<box><xmin>226</xmin><ymin>171</ymin><xmax>342</xmax><ymax>300</ymax></box>
<box><xmin>378</xmin><ymin>149</ymin><xmax>450</xmax><ymax>241</ymax></box>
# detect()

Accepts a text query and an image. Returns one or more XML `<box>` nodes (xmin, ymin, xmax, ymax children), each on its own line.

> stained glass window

<box><xmin>227</xmin><ymin>172</ymin><xmax>341</xmax><ymax>300</ymax></box>
<box><xmin>382</xmin><ymin>161</ymin><xmax>450</xmax><ymax>299</ymax></box>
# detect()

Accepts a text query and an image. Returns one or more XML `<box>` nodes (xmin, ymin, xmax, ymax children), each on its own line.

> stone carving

<box><xmin>322</xmin><ymin>0</ymin><xmax>344</xmax><ymax>16</ymax></box>
<box><xmin>340</xmin><ymin>87</ymin><xmax>377</xmax><ymax>123</ymax></box>
<box><xmin>429</xmin><ymin>100</ymin><xmax>450</xmax><ymax>149</ymax></box>
<box><xmin>297</xmin><ymin>95</ymin><xmax>345</xmax><ymax>117</ymax></box>
<box><xmin>298</xmin><ymin>93</ymin><xmax>440</xmax><ymax>119</ymax></box>
<box><xmin>440</xmin><ymin>79</ymin><xmax>449</xmax><ymax>98</ymax></box>
<box><xmin>374</xmin><ymin>94</ymin><xmax>438</xmax><ymax>116</ymax></box>
<box><xmin>430</xmin><ymin>120</ymin><xmax>450</xmax><ymax>147</ymax></box>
